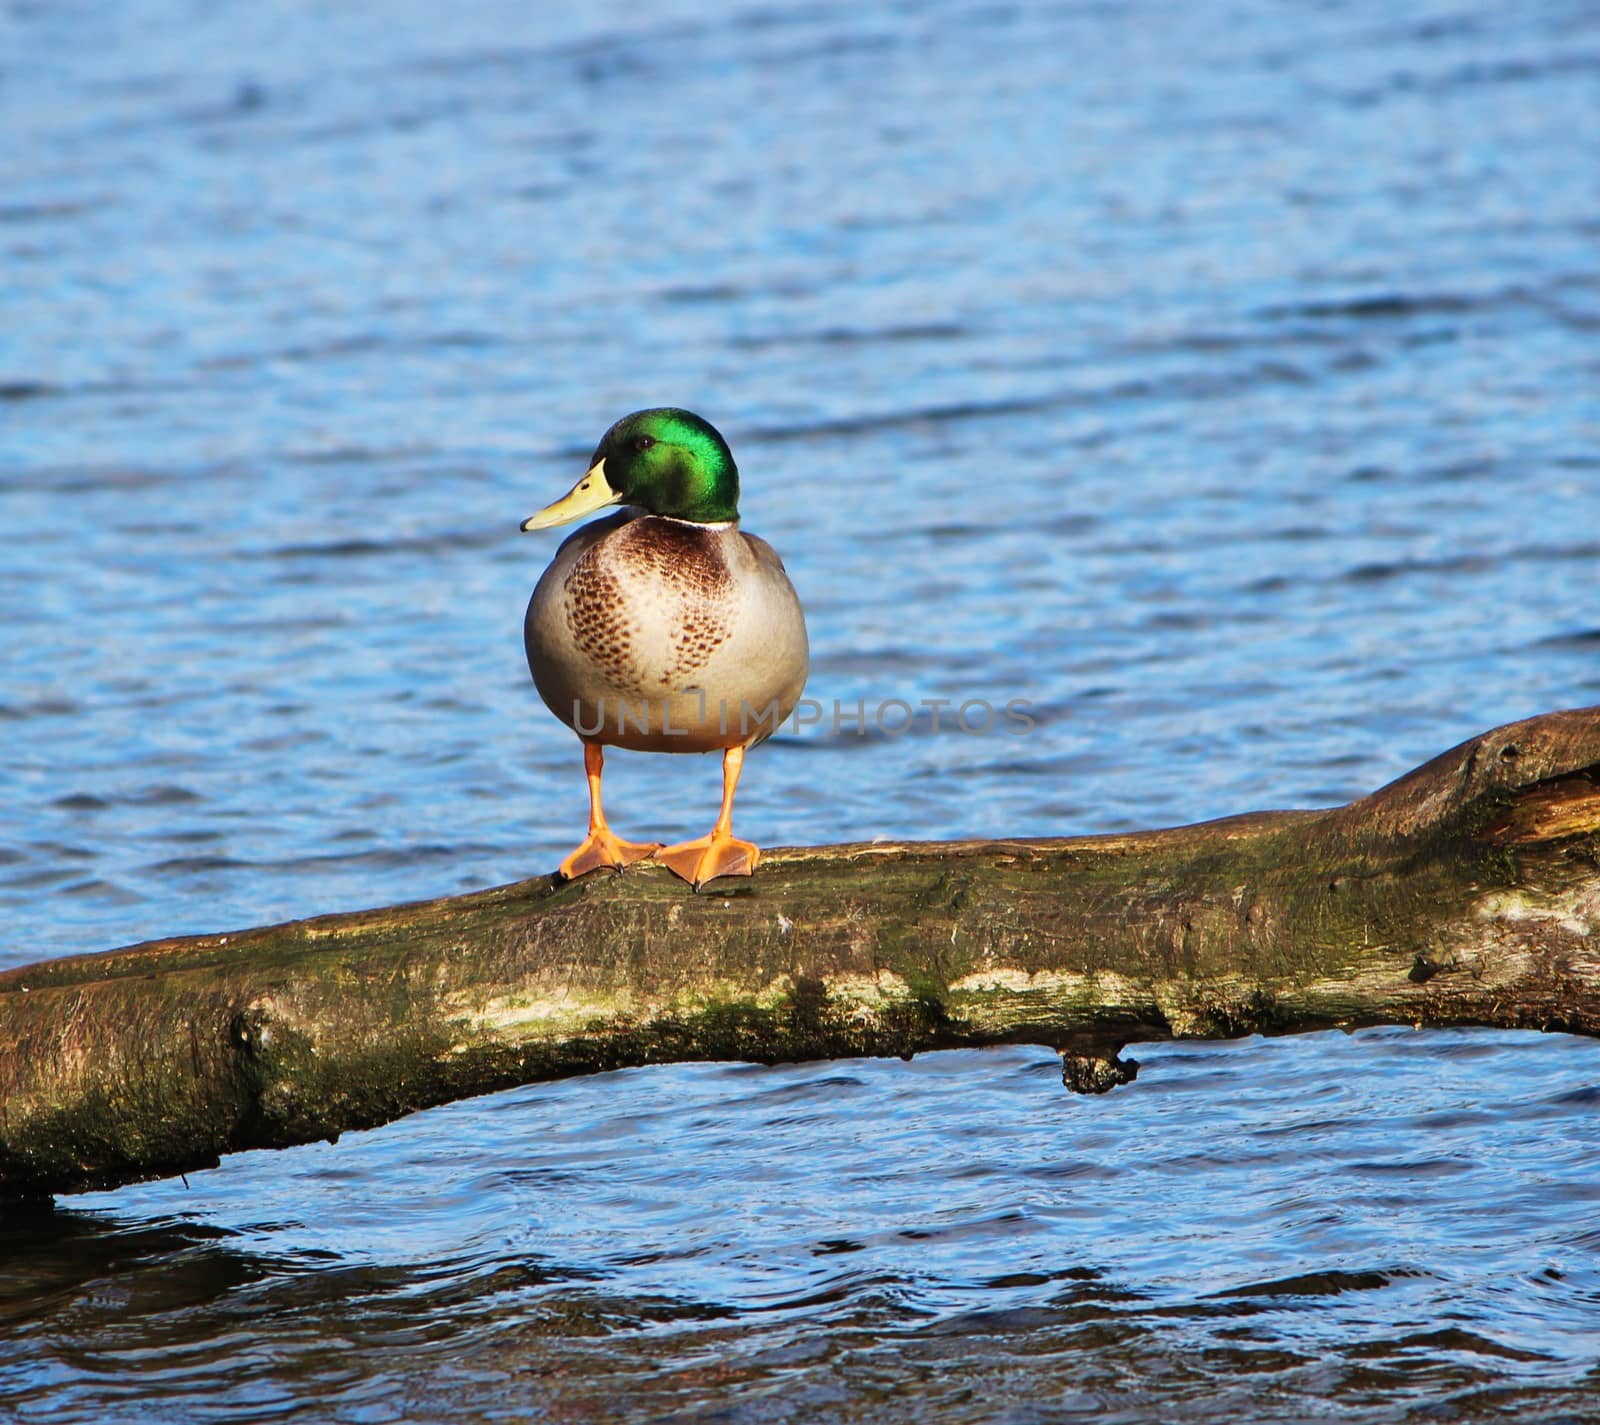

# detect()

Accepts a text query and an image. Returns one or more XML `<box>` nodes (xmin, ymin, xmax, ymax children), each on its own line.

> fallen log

<box><xmin>3</xmin><ymin>706</ymin><xmax>1599</xmax><ymax>1201</ymax></box>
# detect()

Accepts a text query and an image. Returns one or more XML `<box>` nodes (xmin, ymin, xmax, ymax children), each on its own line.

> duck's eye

<box><xmin>633</xmin><ymin>434</ymin><xmax>656</xmax><ymax>453</ymax></box>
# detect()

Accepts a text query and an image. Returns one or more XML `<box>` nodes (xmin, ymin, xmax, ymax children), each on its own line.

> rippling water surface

<box><xmin>3</xmin><ymin>0</ymin><xmax>1599</xmax><ymax>1418</ymax></box>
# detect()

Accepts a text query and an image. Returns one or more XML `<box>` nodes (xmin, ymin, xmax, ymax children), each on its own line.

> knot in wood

<box><xmin>230</xmin><ymin>998</ymin><xmax>277</xmax><ymax>1056</ymax></box>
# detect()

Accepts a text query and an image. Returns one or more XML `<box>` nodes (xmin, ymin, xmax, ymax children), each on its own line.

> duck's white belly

<box><xmin>525</xmin><ymin>514</ymin><xmax>808</xmax><ymax>753</ymax></box>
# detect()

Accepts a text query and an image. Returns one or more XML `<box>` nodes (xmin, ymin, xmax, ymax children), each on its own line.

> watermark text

<box><xmin>568</xmin><ymin>694</ymin><xmax>1036</xmax><ymax>739</ymax></box>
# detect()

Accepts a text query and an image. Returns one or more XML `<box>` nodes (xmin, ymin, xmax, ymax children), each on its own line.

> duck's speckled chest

<box><xmin>562</xmin><ymin>518</ymin><xmax>736</xmax><ymax>688</ymax></box>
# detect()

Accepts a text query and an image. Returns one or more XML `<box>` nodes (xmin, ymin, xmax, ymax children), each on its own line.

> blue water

<box><xmin>2</xmin><ymin>0</ymin><xmax>1599</xmax><ymax>1418</ymax></box>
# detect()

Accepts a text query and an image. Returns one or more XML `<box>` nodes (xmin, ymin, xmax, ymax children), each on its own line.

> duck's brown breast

<box><xmin>563</xmin><ymin>519</ymin><xmax>737</xmax><ymax>688</ymax></box>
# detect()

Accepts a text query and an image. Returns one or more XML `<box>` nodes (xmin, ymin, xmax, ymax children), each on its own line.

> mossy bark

<box><xmin>3</xmin><ymin>706</ymin><xmax>1599</xmax><ymax>1201</ymax></box>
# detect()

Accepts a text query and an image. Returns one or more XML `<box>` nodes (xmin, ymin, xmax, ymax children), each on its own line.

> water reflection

<box><xmin>5</xmin><ymin>1033</ymin><xmax>1600</xmax><ymax>1419</ymax></box>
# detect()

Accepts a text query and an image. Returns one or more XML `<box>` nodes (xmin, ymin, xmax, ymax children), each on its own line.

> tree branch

<box><xmin>3</xmin><ymin>706</ymin><xmax>1598</xmax><ymax>1200</ymax></box>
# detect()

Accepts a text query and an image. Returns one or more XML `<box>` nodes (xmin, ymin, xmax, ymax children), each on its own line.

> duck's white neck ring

<box><xmin>629</xmin><ymin>509</ymin><xmax>738</xmax><ymax>531</ymax></box>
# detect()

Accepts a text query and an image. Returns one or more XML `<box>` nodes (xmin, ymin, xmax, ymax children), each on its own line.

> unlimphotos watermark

<box><xmin>568</xmin><ymin>693</ymin><xmax>1036</xmax><ymax>739</ymax></box>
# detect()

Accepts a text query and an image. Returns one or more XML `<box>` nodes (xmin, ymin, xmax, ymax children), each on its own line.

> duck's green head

<box><xmin>521</xmin><ymin>408</ymin><xmax>740</xmax><ymax>531</ymax></box>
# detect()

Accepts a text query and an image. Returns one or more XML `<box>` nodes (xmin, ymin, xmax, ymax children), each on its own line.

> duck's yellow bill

<box><xmin>520</xmin><ymin>459</ymin><xmax>622</xmax><ymax>532</ymax></box>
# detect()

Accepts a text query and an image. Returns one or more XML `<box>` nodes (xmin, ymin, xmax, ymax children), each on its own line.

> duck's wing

<box><xmin>738</xmin><ymin>529</ymin><xmax>792</xmax><ymax>576</ymax></box>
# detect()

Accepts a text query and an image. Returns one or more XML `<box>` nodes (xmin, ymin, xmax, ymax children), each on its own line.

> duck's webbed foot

<box><xmin>655</xmin><ymin>832</ymin><xmax>760</xmax><ymax>891</ymax></box>
<box><xmin>558</xmin><ymin>829</ymin><xmax>661</xmax><ymax>881</ymax></box>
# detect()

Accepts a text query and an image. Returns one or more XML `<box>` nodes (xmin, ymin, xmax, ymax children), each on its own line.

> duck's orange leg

<box><xmin>557</xmin><ymin>743</ymin><xmax>661</xmax><ymax>880</ymax></box>
<box><xmin>656</xmin><ymin>744</ymin><xmax>761</xmax><ymax>890</ymax></box>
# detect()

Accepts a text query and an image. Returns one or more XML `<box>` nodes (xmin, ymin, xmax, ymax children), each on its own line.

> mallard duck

<box><xmin>521</xmin><ymin>409</ymin><xmax>808</xmax><ymax>889</ymax></box>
